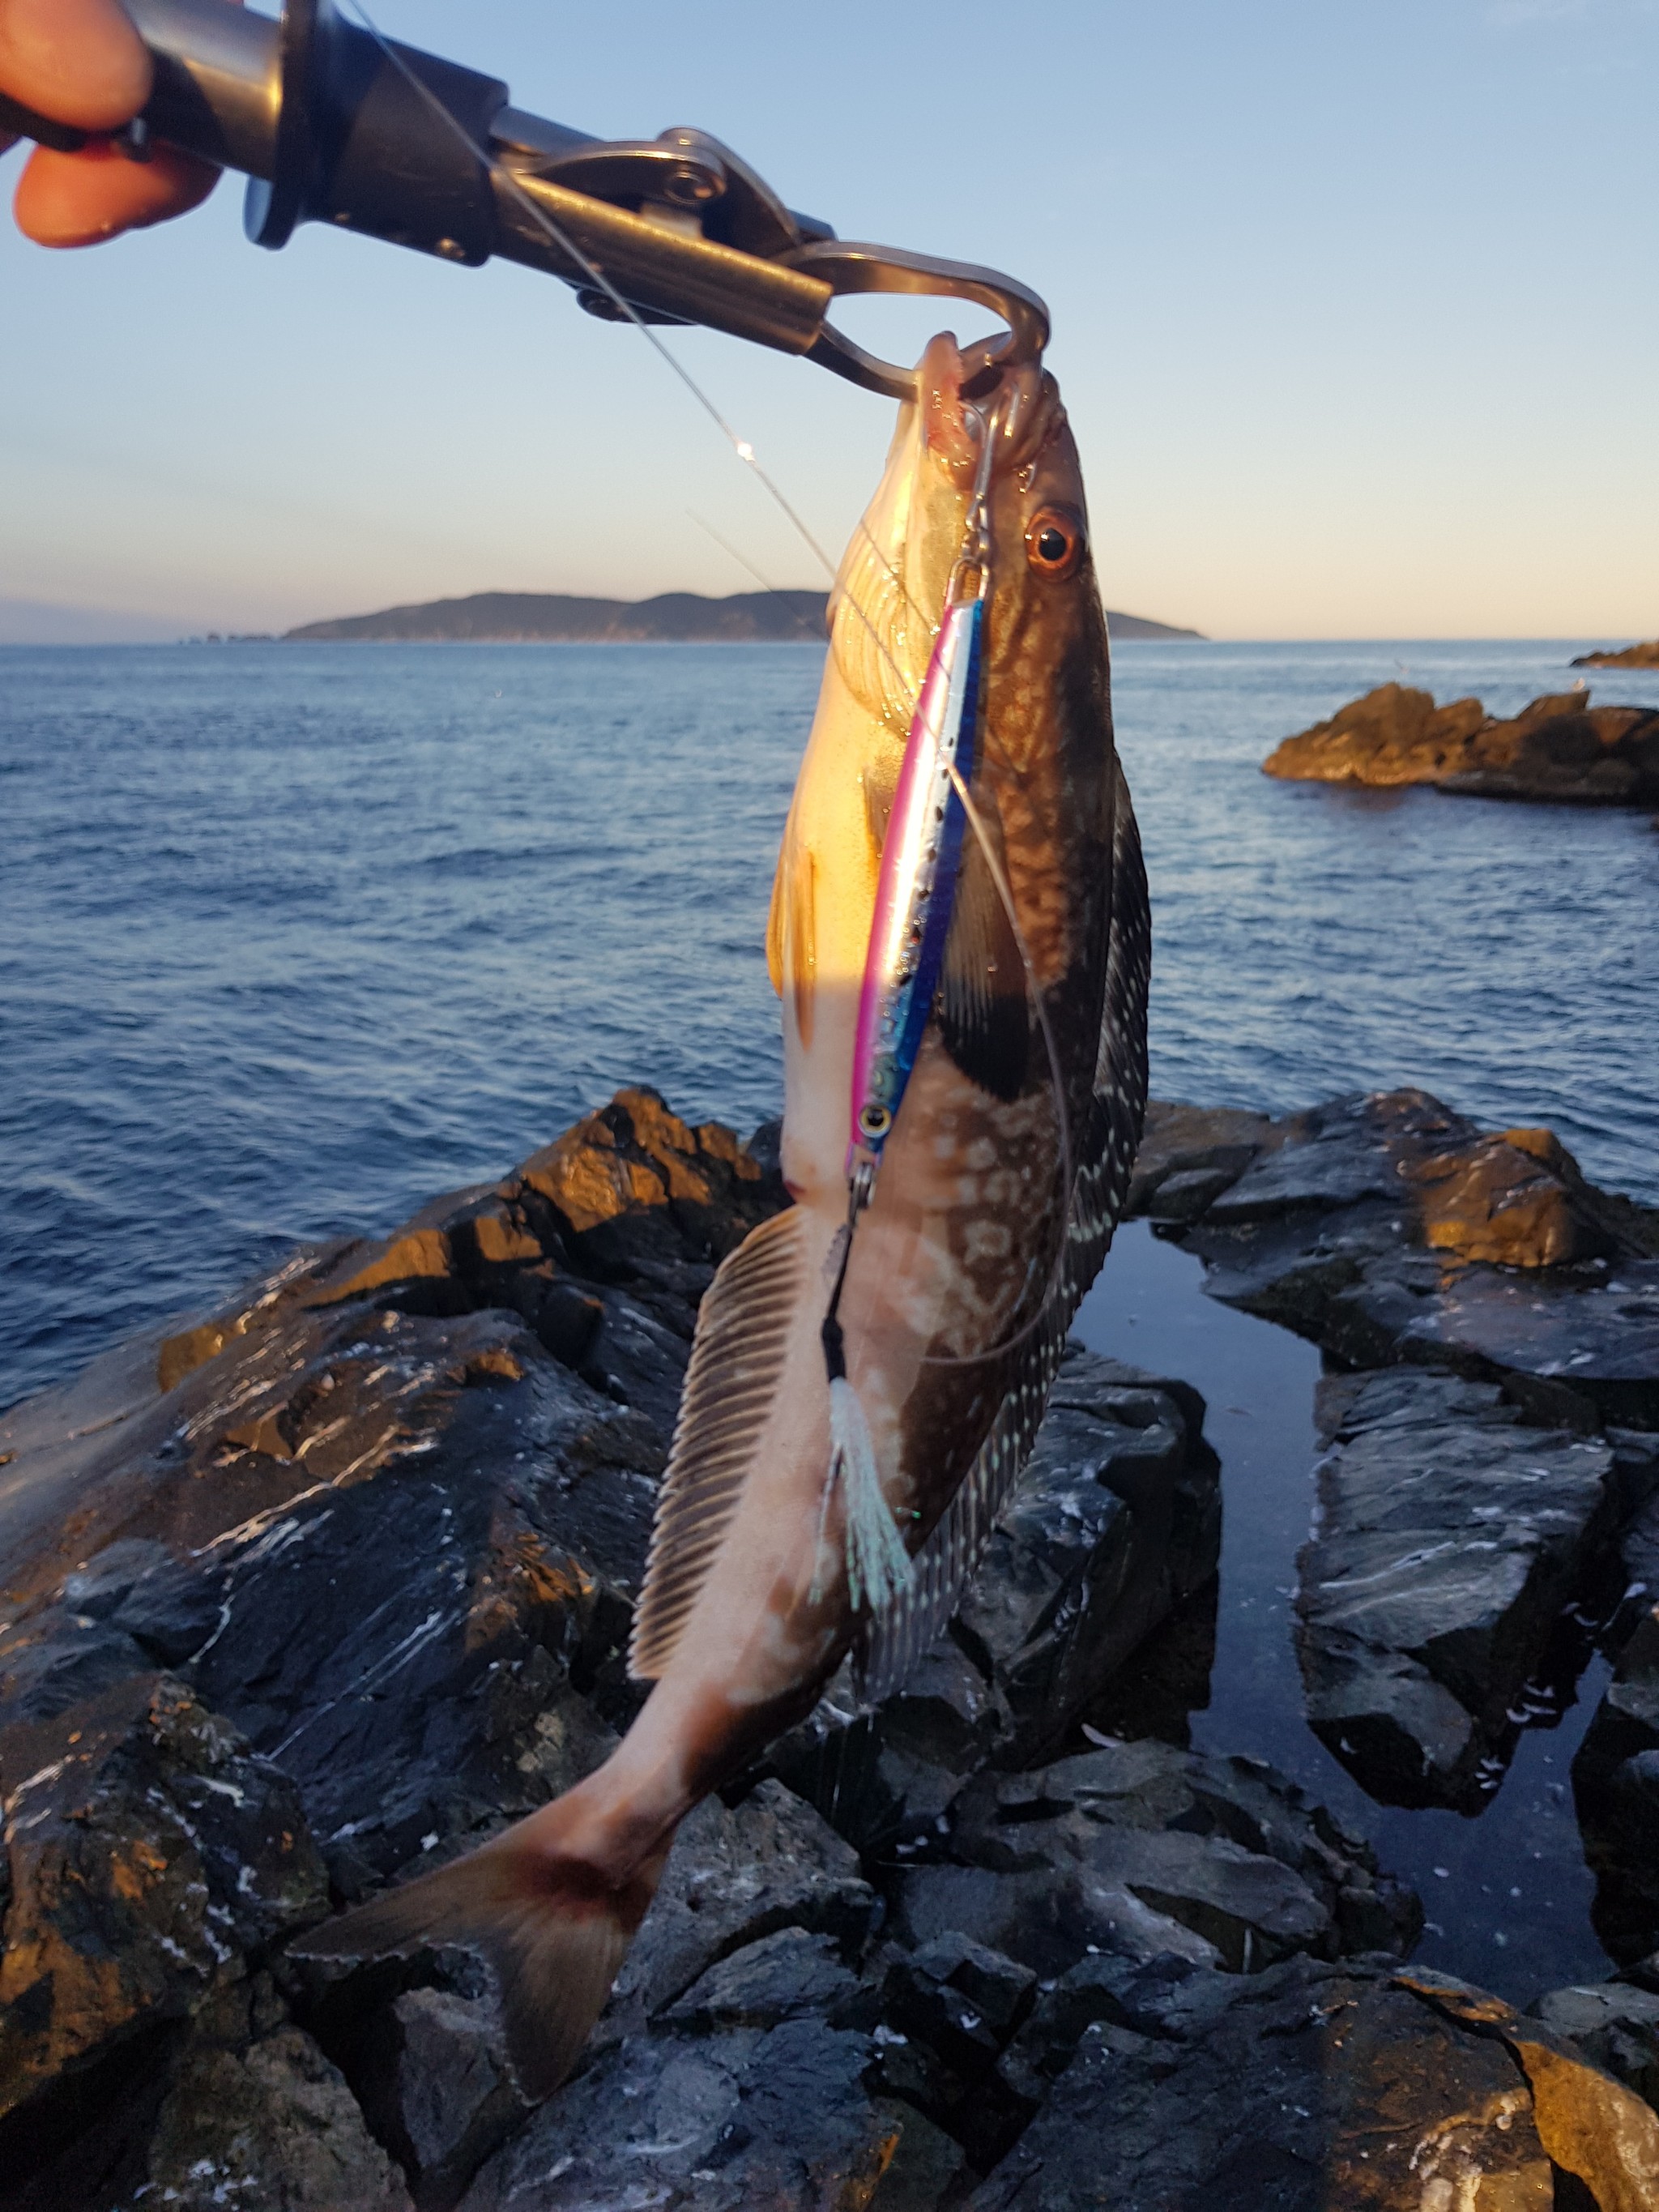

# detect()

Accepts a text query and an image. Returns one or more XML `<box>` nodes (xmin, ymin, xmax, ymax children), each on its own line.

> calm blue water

<box><xmin>2</xmin><ymin>637</ymin><xmax>1656</xmax><ymax>1412</ymax></box>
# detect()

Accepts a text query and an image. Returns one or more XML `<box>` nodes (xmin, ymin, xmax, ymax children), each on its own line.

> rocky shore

<box><xmin>2</xmin><ymin>1087</ymin><xmax>1658</xmax><ymax>2208</ymax></box>
<box><xmin>1572</xmin><ymin>641</ymin><xmax>1659</xmax><ymax>672</ymax></box>
<box><xmin>1262</xmin><ymin>681</ymin><xmax>1659</xmax><ymax>807</ymax></box>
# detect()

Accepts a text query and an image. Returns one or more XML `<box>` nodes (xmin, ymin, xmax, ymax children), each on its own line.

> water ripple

<box><xmin>2</xmin><ymin>636</ymin><xmax>1654</xmax><ymax>1407</ymax></box>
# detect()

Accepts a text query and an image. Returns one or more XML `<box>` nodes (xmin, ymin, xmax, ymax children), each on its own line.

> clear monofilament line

<box><xmin>337</xmin><ymin>0</ymin><xmax>840</xmax><ymax>582</ymax></box>
<box><xmin>339</xmin><ymin>2</ymin><xmax>1074</xmax><ymax>1364</ymax></box>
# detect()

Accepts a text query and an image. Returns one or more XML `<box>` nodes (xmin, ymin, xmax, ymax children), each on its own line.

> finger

<box><xmin>0</xmin><ymin>0</ymin><xmax>151</xmax><ymax>130</ymax></box>
<box><xmin>15</xmin><ymin>140</ymin><xmax>218</xmax><ymax>246</ymax></box>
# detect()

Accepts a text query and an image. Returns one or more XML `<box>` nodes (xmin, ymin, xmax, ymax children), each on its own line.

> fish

<box><xmin>297</xmin><ymin>331</ymin><xmax>1151</xmax><ymax>2101</ymax></box>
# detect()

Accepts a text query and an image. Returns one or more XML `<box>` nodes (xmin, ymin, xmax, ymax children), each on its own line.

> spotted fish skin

<box><xmin>774</xmin><ymin>337</ymin><xmax>1149</xmax><ymax>1694</ymax></box>
<box><xmin>296</xmin><ymin>335</ymin><xmax>1150</xmax><ymax>2102</ymax></box>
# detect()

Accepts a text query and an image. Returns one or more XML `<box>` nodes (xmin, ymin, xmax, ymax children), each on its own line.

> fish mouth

<box><xmin>829</xmin><ymin>335</ymin><xmax>1064</xmax><ymax>732</ymax></box>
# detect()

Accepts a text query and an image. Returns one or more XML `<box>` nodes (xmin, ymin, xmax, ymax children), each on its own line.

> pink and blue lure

<box><xmin>817</xmin><ymin>401</ymin><xmax>998</xmax><ymax>1612</ymax></box>
<box><xmin>847</xmin><ymin>592</ymin><xmax>983</xmax><ymax>1172</ymax></box>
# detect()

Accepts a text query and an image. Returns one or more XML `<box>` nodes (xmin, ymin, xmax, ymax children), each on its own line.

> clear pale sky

<box><xmin>2</xmin><ymin>0</ymin><xmax>1654</xmax><ymax>639</ymax></box>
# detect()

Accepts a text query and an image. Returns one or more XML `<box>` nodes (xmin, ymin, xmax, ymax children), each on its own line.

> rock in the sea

<box><xmin>1297</xmin><ymin>1365</ymin><xmax>1618</xmax><ymax>1809</ymax></box>
<box><xmin>456</xmin><ymin>2017</ymin><xmax>906</xmax><ymax>2211</ymax></box>
<box><xmin>1145</xmin><ymin>1087</ymin><xmax>1659</xmax><ymax>1432</ymax></box>
<box><xmin>1132</xmin><ymin>1089</ymin><xmax>1659</xmax><ymax>1811</ymax></box>
<box><xmin>13</xmin><ymin>1077</ymin><xmax>1653</xmax><ymax>2210</ymax></box>
<box><xmin>1573</xmin><ymin>638</ymin><xmax>1659</xmax><ymax>669</ymax></box>
<box><xmin>1262</xmin><ymin>680</ymin><xmax>1659</xmax><ymax>806</ymax></box>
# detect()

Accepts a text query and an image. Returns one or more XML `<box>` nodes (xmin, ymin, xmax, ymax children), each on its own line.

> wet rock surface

<box><xmin>1131</xmin><ymin>1088</ymin><xmax>1659</xmax><ymax>1839</ymax></box>
<box><xmin>1263</xmin><ymin>680</ymin><xmax>1659</xmax><ymax>806</ymax></box>
<box><xmin>1575</xmin><ymin>1603</ymin><xmax>1659</xmax><ymax>1970</ymax></box>
<box><xmin>3</xmin><ymin>1083</ymin><xmax>1657</xmax><ymax>2207</ymax></box>
<box><xmin>1299</xmin><ymin>1367</ymin><xmax>1618</xmax><ymax>1810</ymax></box>
<box><xmin>973</xmin><ymin>1959</ymin><xmax>1659</xmax><ymax>2212</ymax></box>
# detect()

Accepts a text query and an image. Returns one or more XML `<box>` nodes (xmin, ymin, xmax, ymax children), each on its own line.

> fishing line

<box><xmin>338</xmin><ymin>0</ymin><xmax>840</xmax><ymax>580</ymax></box>
<box><xmin>686</xmin><ymin>511</ymin><xmax>827</xmax><ymax>640</ymax></box>
<box><xmin>345</xmin><ymin>0</ymin><xmax>1078</xmax><ymax>1364</ymax></box>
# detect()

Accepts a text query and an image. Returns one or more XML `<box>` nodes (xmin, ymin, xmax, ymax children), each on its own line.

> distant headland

<box><xmin>1571</xmin><ymin>638</ymin><xmax>1659</xmax><ymax>671</ymax></box>
<box><xmin>279</xmin><ymin>589</ymin><xmax>1204</xmax><ymax>644</ymax></box>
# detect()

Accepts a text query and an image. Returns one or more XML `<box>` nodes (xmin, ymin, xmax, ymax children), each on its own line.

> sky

<box><xmin>1</xmin><ymin>0</ymin><xmax>1654</xmax><ymax>640</ymax></box>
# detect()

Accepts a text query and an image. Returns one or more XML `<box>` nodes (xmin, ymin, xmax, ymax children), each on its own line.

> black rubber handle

<box><xmin>0</xmin><ymin>89</ymin><xmax>92</xmax><ymax>154</ymax></box>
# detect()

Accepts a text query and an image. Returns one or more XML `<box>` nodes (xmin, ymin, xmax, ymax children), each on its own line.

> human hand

<box><xmin>2</xmin><ymin>0</ymin><xmax>220</xmax><ymax>245</ymax></box>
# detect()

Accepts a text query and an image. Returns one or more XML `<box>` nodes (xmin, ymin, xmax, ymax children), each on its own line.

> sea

<box><xmin>3</xmin><ymin>634</ymin><xmax>1657</xmax><ymax>2000</ymax></box>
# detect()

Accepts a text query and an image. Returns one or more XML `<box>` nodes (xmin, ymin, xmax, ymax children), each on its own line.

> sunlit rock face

<box><xmin>4</xmin><ymin>1083</ymin><xmax>1659</xmax><ymax>2208</ymax></box>
<box><xmin>1262</xmin><ymin>681</ymin><xmax>1659</xmax><ymax>806</ymax></box>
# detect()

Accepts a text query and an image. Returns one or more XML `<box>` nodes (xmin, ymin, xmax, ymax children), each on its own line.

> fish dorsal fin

<box><xmin>853</xmin><ymin>767</ymin><xmax>1151</xmax><ymax>1706</ymax></box>
<box><xmin>628</xmin><ymin>1205</ymin><xmax>808</xmax><ymax>1680</ymax></box>
<box><xmin>1072</xmin><ymin>762</ymin><xmax>1151</xmax><ymax>1270</ymax></box>
<box><xmin>936</xmin><ymin>827</ymin><xmax>1030</xmax><ymax>1103</ymax></box>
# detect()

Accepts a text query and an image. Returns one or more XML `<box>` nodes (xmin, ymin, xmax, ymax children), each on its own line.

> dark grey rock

<box><xmin>1296</xmin><ymin>1364</ymin><xmax>1618</xmax><ymax>1809</ymax></box>
<box><xmin>1166</xmin><ymin>1089</ymin><xmax>1659</xmax><ymax>1430</ymax></box>
<box><xmin>892</xmin><ymin>1737</ymin><xmax>1418</xmax><ymax>1984</ymax></box>
<box><xmin>969</xmin><ymin>1960</ymin><xmax>1555</xmax><ymax>2212</ymax></box>
<box><xmin>662</xmin><ymin>1927</ymin><xmax>867</xmax><ymax>2035</ymax></box>
<box><xmin>359</xmin><ymin>1987</ymin><xmax>527</xmax><ymax>2212</ymax></box>
<box><xmin>1533</xmin><ymin>1979</ymin><xmax>1659</xmax><ymax>2111</ymax></box>
<box><xmin>456</xmin><ymin>2018</ymin><xmax>900</xmax><ymax>2211</ymax></box>
<box><xmin>0</xmin><ymin>1674</ymin><xmax>330</xmax><ymax>2123</ymax></box>
<box><xmin>953</xmin><ymin>1353</ymin><xmax>1222</xmax><ymax>1768</ymax></box>
<box><xmin>147</xmin><ymin>2026</ymin><xmax>415</xmax><ymax>2210</ymax></box>
<box><xmin>598</xmin><ymin>1779</ymin><xmax>877</xmax><ymax>2040</ymax></box>
<box><xmin>1576</xmin><ymin>1603</ymin><xmax>1659</xmax><ymax>1966</ymax></box>
<box><xmin>884</xmin><ymin>1934</ymin><xmax>1038</xmax><ymax>2077</ymax></box>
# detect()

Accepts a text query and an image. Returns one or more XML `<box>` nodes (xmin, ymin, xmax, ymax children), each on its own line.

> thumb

<box><xmin>0</xmin><ymin>0</ymin><xmax>152</xmax><ymax>134</ymax></box>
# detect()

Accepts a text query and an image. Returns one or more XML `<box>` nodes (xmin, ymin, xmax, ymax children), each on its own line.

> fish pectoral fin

<box><xmin>862</xmin><ymin>749</ymin><xmax>899</xmax><ymax>858</ymax></box>
<box><xmin>628</xmin><ymin>1204</ymin><xmax>810</xmax><ymax>1680</ymax></box>
<box><xmin>936</xmin><ymin>831</ymin><xmax>1030</xmax><ymax>1102</ymax></box>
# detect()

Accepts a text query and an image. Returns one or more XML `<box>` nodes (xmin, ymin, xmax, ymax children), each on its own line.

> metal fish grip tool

<box><xmin>0</xmin><ymin>0</ymin><xmax>1048</xmax><ymax>401</ymax></box>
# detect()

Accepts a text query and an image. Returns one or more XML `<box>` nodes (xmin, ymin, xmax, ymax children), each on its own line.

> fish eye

<box><xmin>1025</xmin><ymin>504</ymin><xmax>1085</xmax><ymax>580</ymax></box>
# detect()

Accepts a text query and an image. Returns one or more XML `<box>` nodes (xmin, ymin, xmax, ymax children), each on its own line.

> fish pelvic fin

<box><xmin>629</xmin><ymin>1204</ymin><xmax>810</xmax><ymax>1680</ymax></box>
<box><xmin>293</xmin><ymin>1819</ymin><xmax>667</xmax><ymax>2103</ymax></box>
<box><xmin>826</xmin><ymin>1373</ymin><xmax>913</xmax><ymax>1612</ymax></box>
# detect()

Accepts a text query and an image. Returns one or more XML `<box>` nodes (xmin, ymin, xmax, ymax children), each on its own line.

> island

<box><xmin>1263</xmin><ymin>681</ymin><xmax>1659</xmax><ymax>806</ymax></box>
<box><xmin>281</xmin><ymin>589</ymin><xmax>1204</xmax><ymax>644</ymax></box>
<box><xmin>1572</xmin><ymin>639</ymin><xmax>1659</xmax><ymax>670</ymax></box>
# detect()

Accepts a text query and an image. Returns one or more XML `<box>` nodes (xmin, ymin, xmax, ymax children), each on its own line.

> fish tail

<box><xmin>294</xmin><ymin>1800</ymin><xmax>668</xmax><ymax>2102</ymax></box>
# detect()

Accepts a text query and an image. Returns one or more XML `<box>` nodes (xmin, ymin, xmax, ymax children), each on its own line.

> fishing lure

<box><xmin>817</xmin><ymin>400</ymin><xmax>1001</xmax><ymax>1611</ymax></box>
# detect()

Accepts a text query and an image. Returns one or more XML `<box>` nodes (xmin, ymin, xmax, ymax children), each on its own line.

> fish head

<box><xmin>829</xmin><ymin>335</ymin><xmax>1100</xmax><ymax>753</ymax></box>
